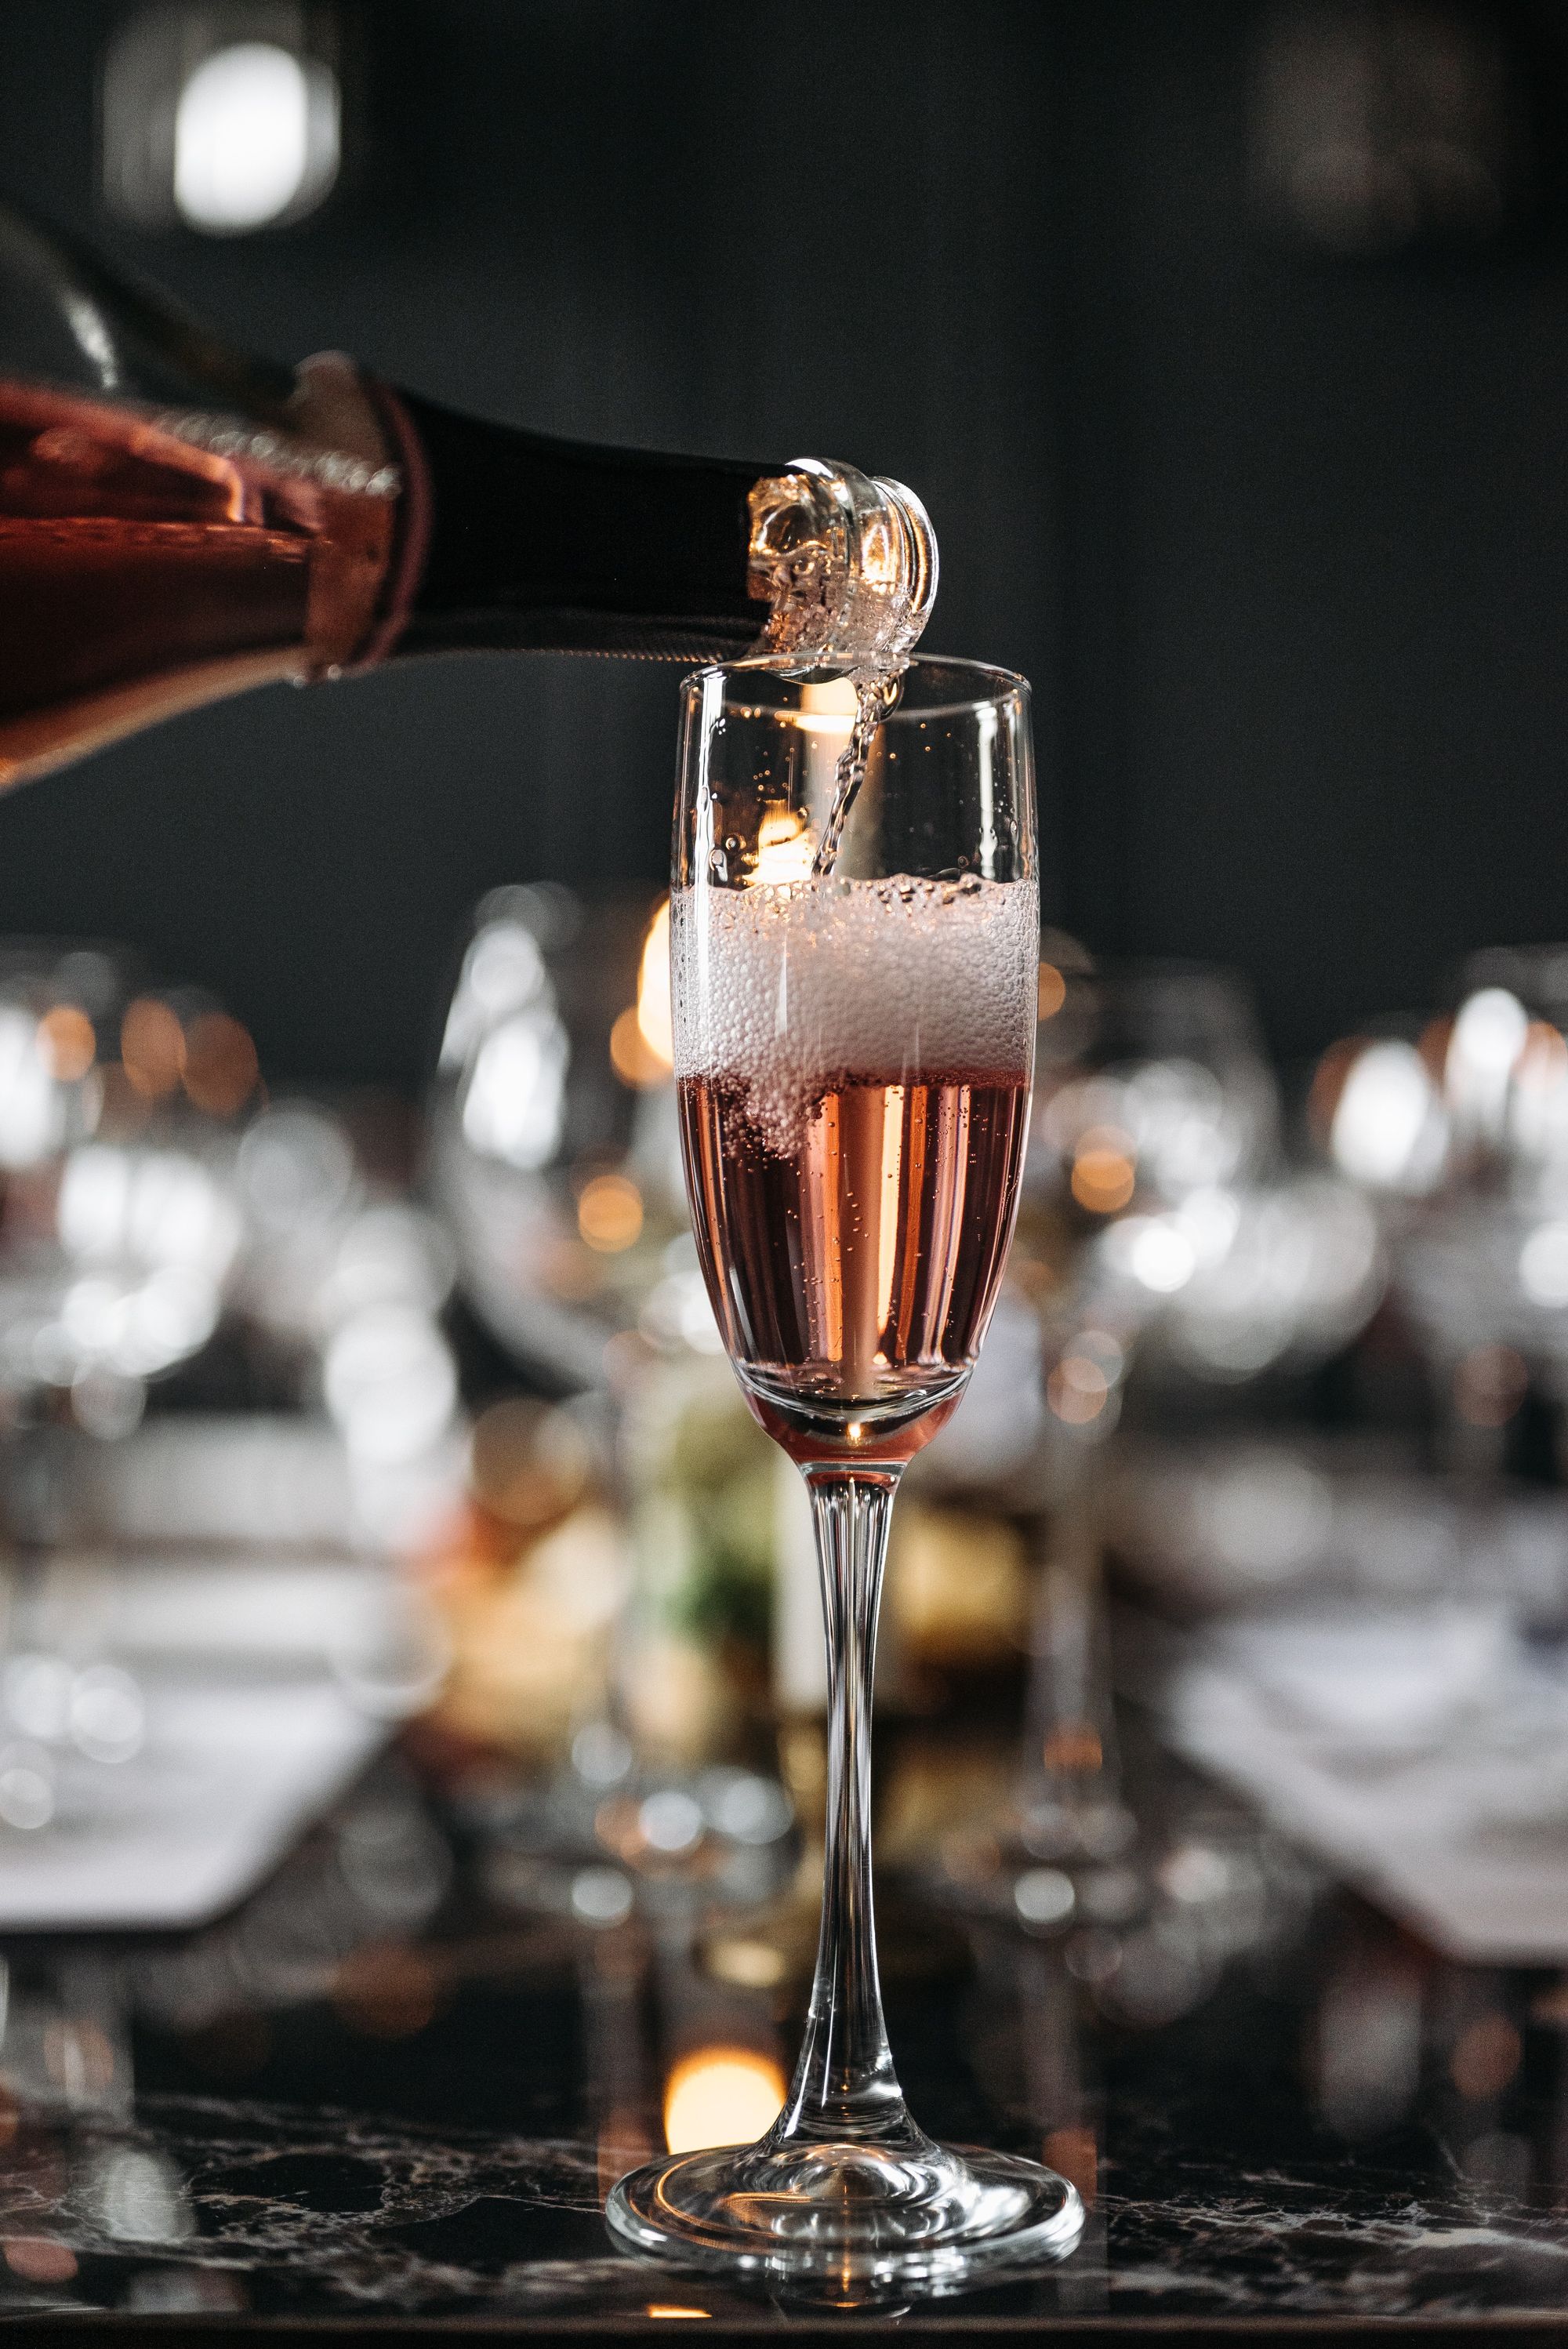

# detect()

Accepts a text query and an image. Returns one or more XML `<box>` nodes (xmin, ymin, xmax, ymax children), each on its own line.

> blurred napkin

<box><xmin>0</xmin><ymin>1557</ymin><xmax>394</xmax><ymax>1933</ymax></box>
<box><xmin>1151</xmin><ymin>1603</ymin><xmax>1568</xmax><ymax>1962</ymax></box>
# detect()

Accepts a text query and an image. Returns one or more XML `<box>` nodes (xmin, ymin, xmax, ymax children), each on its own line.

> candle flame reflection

<box><xmin>663</xmin><ymin>2046</ymin><xmax>786</xmax><ymax>2154</ymax></box>
<box><xmin>637</xmin><ymin>901</ymin><xmax>673</xmax><ymax>1070</ymax></box>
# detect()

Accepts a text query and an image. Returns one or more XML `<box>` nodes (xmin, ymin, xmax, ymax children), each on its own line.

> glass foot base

<box><xmin>606</xmin><ymin>2133</ymin><xmax>1083</xmax><ymax>2293</ymax></box>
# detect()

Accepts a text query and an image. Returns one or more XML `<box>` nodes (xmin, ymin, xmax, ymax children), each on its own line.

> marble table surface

<box><xmin>2</xmin><ymin>1749</ymin><xmax>1566</xmax><ymax>2340</ymax></box>
<box><xmin>5</xmin><ymin>2079</ymin><xmax>1568</xmax><ymax>2335</ymax></box>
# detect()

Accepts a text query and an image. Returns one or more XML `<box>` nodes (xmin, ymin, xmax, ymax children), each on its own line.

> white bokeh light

<box><xmin>460</xmin><ymin>1011</ymin><xmax>569</xmax><ymax>1170</ymax></box>
<box><xmin>0</xmin><ymin>1005</ymin><xmax>66</xmax><ymax>1170</ymax></box>
<box><xmin>1330</xmin><ymin>1040</ymin><xmax>1446</xmax><ymax>1193</ymax></box>
<box><xmin>1520</xmin><ymin>1221</ymin><xmax>1568</xmax><ymax>1309</ymax></box>
<box><xmin>1125</xmin><ymin>1216</ymin><xmax>1197</xmax><ymax>1295</ymax></box>
<box><xmin>173</xmin><ymin>42</ymin><xmax>339</xmax><ymax>234</ymax></box>
<box><xmin>1446</xmin><ymin>986</ymin><xmax>1529</xmax><ymax>1142</ymax></box>
<box><xmin>323</xmin><ymin>1305</ymin><xmax>459</xmax><ymax>1465</ymax></box>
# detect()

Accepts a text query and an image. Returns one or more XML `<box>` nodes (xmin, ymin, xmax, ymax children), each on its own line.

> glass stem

<box><xmin>774</xmin><ymin>1464</ymin><xmax>914</xmax><ymax>2148</ymax></box>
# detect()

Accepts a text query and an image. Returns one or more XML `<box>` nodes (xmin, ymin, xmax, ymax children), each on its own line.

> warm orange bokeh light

<box><xmin>1070</xmin><ymin>1133</ymin><xmax>1136</xmax><ymax>1214</ymax></box>
<box><xmin>37</xmin><ymin>1004</ymin><xmax>96</xmax><ymax>1081</ymax></box>
<box><xmin>183</xmin><ymin>1011</ymin><xmax>260</xmax><ymax>1116</ymax></box>
<box><xmin>611</xmin><ymin>1004</ymin><xmax>670</xmax><ymax>1088</ymax></box>
<box><xmin>636</xmin><ymin>899</ymin><xmax>674</xmax><ymax>1073</ymax></box>
<box><xmin>1036</xmin><ymin>962</ymin><xmax>1066</xmax><ymax>1021</ymax></box>
<box><xmin>121</xmin><ymin>997</ymin><xmax>185</xmax><ymax>1098</ymax></box>
<box><xmin>663</xmin><ymin>2046</ymin><xmax>787</xmax><ymax>2155</ymax></box>
<box><xmin>578</xmin><ymin>1172</ymin><xmax>644</xmax><ymax>1253</ymax></box>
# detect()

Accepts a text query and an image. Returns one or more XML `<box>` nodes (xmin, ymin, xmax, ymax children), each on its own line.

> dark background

<box><xmin>1</xmin><ymin>0</ymin><xmax>1566</xmax><ymax>1082</ymax></box>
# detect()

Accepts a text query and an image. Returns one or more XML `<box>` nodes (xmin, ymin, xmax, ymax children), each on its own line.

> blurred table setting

<box><xmin>6</xmin><ymin>901</ymin><xmax>1568</xmax><ymax>2334</ymax></box>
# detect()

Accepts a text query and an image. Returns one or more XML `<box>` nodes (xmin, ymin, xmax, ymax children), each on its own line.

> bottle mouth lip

<box><xmin>682</xmin><ymin>652</ymin><xmax>1030</xmax><ymax>721</ymax></box>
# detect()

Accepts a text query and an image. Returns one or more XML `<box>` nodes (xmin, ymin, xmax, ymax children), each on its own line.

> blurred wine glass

<box><xmin>1002</xmin><ymin>962</ymin><xmax>1281</xmax><ymax>1860</ymax></box>
<box><xmin>1319</xmin><ymin>949</ymin><xmax>1568</xmax><ymax>1482</ymax></box>
<box><xmin>429</xmin><ymin>887</ymin><xmax>793</xmax><ymax>1896</ymax></box>
<box><xmin>0</xmin><ymin>947</ymin><xmax>258</xmax><ymax>1831</ymax></box>
<box><xmin>232</xmin><ymin>1095</ymin><xmax>463</xmax><ymax>1562</ymax></box>
<box><xmin>996</xmin><ymin>960</ymin><xmax>1380</xmax><ymax>1871</ymax></box>
<box><xmin>430</xmin><ymin>884</ymin><xmax>688</xmax><ymax>1392</ymax></box>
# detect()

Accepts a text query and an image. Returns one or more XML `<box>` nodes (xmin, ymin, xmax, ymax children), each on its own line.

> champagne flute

<box><xmin>606</xmin><ymin>658</ymin><xmax>1083</xmax><ymax>2290</ymax></box>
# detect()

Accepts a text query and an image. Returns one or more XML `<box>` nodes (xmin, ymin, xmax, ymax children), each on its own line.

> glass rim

<box><xmin>680</xmin><ymin>652</ymin><xmax>1029</xmax><ymax>722</ymax></box>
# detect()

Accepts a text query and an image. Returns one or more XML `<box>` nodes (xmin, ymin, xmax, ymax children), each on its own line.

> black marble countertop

<box><xmin>3</xmin><ymin>1737</ymin><xmax>1568</xmax><ymax>2341</ymax></box>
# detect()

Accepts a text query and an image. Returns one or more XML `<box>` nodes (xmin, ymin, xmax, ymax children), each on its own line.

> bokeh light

<box><xmin>120</xmin><ymin>998</ymin><xmax>185</xmax><ymax>1101</ymax></box>
<box><xmin>183</xmin><ymin>1012</ymin><xmax>259</xmax><ymax>1116</ymax></box>
<box><xmin>636</xmin><ymin>900</ymin><xmax>674</xmax><ymax>1071</ymax></box>
<box><xmin>1071</xmin><ymin>1131</ymin><xmax>1138</xmax><ymax>1214</ymax></box>
<box><xmin>663</xmin><ymin>2047</ymin><xmax>786</xmax><ymax>2155</ymax></box>
<box><xmin>37</xmin><ymin>1005</ymin><xmax>96</xmax><ymax>1083</ymax></box>
<box><xmin>578</xmin><ymin>1173</ymin><xmax>644</xmax><ymax>1254</ymax></box>
<box><xmin>172</xmin><ymin>39</ymin><xmax>339</xmax><ymax>234</ymax></box>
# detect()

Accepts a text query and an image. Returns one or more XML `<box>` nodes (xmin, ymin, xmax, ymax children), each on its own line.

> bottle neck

<box><xmin>377</xmin><ymin>387</ymin><xmax>772</xmax><ymax>661</ymax></box>
<box><xmin>747</xmin><ymin>458</ymin><xmax>938</xmax><ymax>677</ymax></box>
<box><xmin>365</xmin><ymin>387</ymin><xmax>938</xmax><ymax>670</ymax></box>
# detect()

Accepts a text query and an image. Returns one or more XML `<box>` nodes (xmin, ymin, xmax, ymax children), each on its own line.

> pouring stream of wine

<box><xmin>810</xmin><ymin>670</ymin><xmax>905</xmax><ymax>880</ymax></box>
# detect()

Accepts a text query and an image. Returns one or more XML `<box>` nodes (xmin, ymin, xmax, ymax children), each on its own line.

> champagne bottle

<box><xmin>0</xmin><ymin>203</ymin><xmax>936</xmax><ymax>789</ymax></box>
